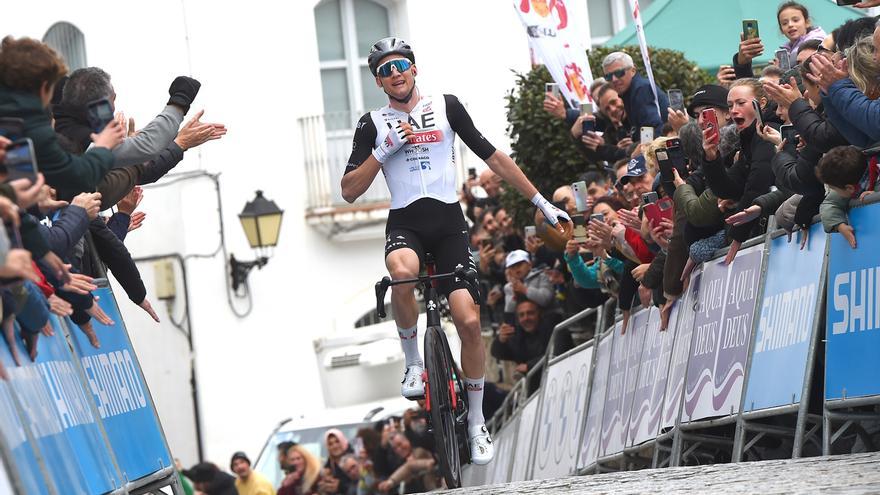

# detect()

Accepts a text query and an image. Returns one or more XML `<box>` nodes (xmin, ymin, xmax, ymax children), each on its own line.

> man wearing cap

<box><xmin>231</xmin><ymin>451</ymin><xmax>276</xmax><ymax>495</ymax></box>
<box><xmin>616</xmin><ymin>156</ymin><xmax>656</xmax><ymax>206</ymax></box>
<box><xmin>491</xmin><ymin>299</ymin><xmax>568</xmax><ymax>375</ymax></box>
<box><xmin>502</xmin><ymin>250</ymin><xmax>555</xmax><ymax>315</ymax></box>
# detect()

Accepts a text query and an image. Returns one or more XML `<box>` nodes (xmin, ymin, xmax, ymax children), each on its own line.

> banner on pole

<box><xmin>627</xmin><ymin>0</ymin><xmax>661</xmax><ymax>117</ymax></box>
<box><xmin>745</xmin><ymin>225</ymin><xmax>826</xmax><ymax>411</ymax></box>
<box><xmin>513</xmin><ymin>0</ymin><xmax>596</xmax><ymax>108</ymax></box>
<box><xmin>682</xmin><ymin>246</ymin><xmax>763</xmax><ymax>422</ymax></box>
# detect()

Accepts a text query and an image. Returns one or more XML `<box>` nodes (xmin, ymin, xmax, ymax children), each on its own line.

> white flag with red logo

<box><xmin>513</xmin><ymin>0</ymin><xmax>595</xmax><ymax>109</ymax></box>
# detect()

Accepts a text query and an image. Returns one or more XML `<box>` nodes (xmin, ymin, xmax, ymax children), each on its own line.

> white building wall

<box><xmin>1</xmin><ymin>0</ymin><xmax>585</xmax><ymax>467</ymax></box>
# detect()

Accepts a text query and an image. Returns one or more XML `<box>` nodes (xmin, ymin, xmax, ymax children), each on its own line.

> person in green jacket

<box><xmin>0</xmin><ymin>36</ymin><xmax>124</xmax><ymax>201</ymax></box>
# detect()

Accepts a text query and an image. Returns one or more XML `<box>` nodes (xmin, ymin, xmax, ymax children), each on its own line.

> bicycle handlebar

<box><xmin>375</xmin><ymin>267</ymin><xmax>480</xmax><ymax>318</ymax></box>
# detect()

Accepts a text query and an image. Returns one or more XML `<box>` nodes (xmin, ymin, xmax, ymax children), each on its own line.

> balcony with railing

<box><xmin>300</xmin><ymin>110</ymin><xmax>391</xmax><ymax>240</ymax></box>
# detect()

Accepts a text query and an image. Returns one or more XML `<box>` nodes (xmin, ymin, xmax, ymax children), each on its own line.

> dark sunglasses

<box><xmin>376</xmin><ymin>58</ymin><xmax>413</xmax><ymax>78</ymax></box>
<box><xmin>603</xmin><ymin>68</ymin><xmax>630</xmax><ymax>81</ymax></box>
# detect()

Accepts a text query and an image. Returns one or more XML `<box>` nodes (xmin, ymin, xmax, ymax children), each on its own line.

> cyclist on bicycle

<box><xmin>341</xmin><ymin>37</ymin><xmax>570</xmax><ymax>465</ymax></box>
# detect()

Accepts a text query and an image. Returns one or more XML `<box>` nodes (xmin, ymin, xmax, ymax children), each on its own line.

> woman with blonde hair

<box><xmin>846</xmin><ymin>36</ymin><xmax>880</xmax><ymax>99</ymax></box>
<box><xmin>278</xmin><ymin>444</ymin><xmax>321</xmax><ymax>495</ymax></box>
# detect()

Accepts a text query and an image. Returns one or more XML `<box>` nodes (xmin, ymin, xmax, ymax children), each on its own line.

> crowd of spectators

<box><xmin>0</xmin><ymin>35</ymin><xmax>225</xmax><ymax>376</ymax></box>
<box><xmin>158</xmin><ymin>1</ymin><xmax>880</xmax><ymax>494</ymax></box>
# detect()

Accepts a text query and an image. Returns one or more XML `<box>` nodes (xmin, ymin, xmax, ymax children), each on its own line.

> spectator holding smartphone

<box><xmin>0</xmin><ymin>36</ymin><xmax>124</xmax><ymax>199</ymax></box>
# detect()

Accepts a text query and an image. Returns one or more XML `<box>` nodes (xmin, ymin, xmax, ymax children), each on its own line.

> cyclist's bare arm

<box><xmin>484</xmin><ymin>151</ymin><xmax>538</xmax><ymax>202</ymax></box>
<box><xmin>341</xmin><ymin>154</ymin><xmax>383</xmax><ymax>203</ymax></box>
<box><xmin>341</xmin><ymin>114</ymin><xmax>413</xmax><ymax>203</ymax></box>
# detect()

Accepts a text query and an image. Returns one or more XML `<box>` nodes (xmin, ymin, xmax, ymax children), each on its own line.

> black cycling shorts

<box><xmin>384</xmin><ymin>198</ymin><xmax>478</xmax><ymax>297</ymax></box>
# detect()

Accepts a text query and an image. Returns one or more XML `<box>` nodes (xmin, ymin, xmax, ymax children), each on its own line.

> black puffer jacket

<box><xmin>788</xmin><ymin>99</ymin><xmax>848</xmax><ymax>153</ymax></box>
<box><xmin>701</xmin><ymin>123</ymin><xmax>776</xmax><ymax>243</ymax></box>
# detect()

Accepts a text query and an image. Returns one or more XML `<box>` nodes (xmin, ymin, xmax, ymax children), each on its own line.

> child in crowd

<box><xmin>818</xmin><ymin>145</ymin><xmax>880</xmax><ymax>248</ymax></box>
<box><xmin>777</xmin><ymin>1</ymin><xmax>827</xmax><ymax>57</ymax></box>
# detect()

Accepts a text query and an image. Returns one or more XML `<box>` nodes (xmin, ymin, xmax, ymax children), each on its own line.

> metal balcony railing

<box><xmin>299</xmin><ymin>110</ymin><xmax>391</xmax><ymax>212</ymax></box>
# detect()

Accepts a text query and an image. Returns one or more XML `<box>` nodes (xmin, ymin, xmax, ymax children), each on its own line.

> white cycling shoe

<box><xmin>468</xmin><ymin>424</ymin><xmax>494</xmax><ymax>465</ymax></box>
<box><xmin>401</xmin><ymin>364</ymin><xmax>425</xmax><ymax>399</ymax></box>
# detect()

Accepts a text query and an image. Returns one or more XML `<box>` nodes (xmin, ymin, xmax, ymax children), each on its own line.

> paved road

<box><xmin>452</xmin><ymin>452</ymin><xmax>880</xmax><ymax>494</ymax></box>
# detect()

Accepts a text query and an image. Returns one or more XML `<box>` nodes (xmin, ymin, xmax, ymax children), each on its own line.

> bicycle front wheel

<box><xmin>425</xmin><ymin>326</ymin><xmax>462</xmax><ymax>488</ymax></box>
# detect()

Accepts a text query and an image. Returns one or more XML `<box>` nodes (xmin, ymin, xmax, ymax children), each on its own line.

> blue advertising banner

<box><xmin>745</xmin><ymin>224</ymin><xmax>826</xmax><ymax>411</ymax></box>
<box><xmin>0</xmin><ymin>379</ymin><xmax>50</xmax><ymax>494</ymax></box>
<box><xmin>68</xmin><ymin>286</ymin><xmax>173</xmax><ymax>482</ymax></box>
<box><xmin>0</xmin><ymin>322</ymin><xmax>92</xmax><ymax>494</ymax></box>
<box><xmin>826</xmin><ymin>202</ymin><xmax>880</xmax><ymax>401</ymax></box>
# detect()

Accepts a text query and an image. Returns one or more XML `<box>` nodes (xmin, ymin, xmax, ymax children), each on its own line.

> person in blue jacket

<box><xmin>601</xmin><ymin>51</ymin><xmax>668</xmax><ymax>142</ymax></box>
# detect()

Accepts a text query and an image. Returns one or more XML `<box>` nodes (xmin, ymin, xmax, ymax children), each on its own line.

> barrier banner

<box><xmin>488</xmin><ymin>417</ymin><xmax>517</xmax><ymax>485</ymax></box>
<box><xmin>601</xmin><ymin>310</ymin><xmax>648</xmax><ymax>456</ymax></box>
<box><xmin>682</xmin><ymin>246</ymin><xmax>763</xmax><ymax>422</ymax></box>
<box><xmin>533</xmin><ymin>343</ymin><xmax>594</xmax><ymax>479</ymax></box>
<box><xmin>67</xmin><ymin>286</ymin><xmax>174</xmax><ymax>482</ymax></box>
<box><xmin>745</xmin><ymin>225</ymin><xmax>826</xmax><ymax>411</ymax></box>
<box><xmin>577</xmin><ymin>328</ymin><xmax>613</xmax><ymax>470</ymax></box>
<box><xmin>826</xmin><ymin>202</ymin><xmax>880</xmax><ymax>400</ymax></box>
<box><xmin>627</xmin><ymin>308</ymin><xmax>667</xmax><ymax>446</ymax></box>
<box><xmin>0</xmin><ymin>379</ymin><xmax>50</xmax><ymax>494</ymax></box>
<box><xmin>510</xmin><ymin>395</ymin><xmax>539</xmax><ymax>481</ymax></box>
<box><xmin>0</xmin><ymin>321</ymin><xmax>96</xmax><ymax>494</ymax></box>
<box><xmin>513</xmin><ymin>0</ymin><xmax>596</xmax><ymax>108</ymax></box>
<box><xmin>663</xmin><ymin>269</ymin><xmax>699</xmax><ymax>429</ymax></box>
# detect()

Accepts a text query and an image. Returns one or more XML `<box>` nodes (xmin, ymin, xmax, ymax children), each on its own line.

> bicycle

<box><xmin>374</xmin><ymin>260</ymin><xmax>481</xmax><ymax>489</ymax></box>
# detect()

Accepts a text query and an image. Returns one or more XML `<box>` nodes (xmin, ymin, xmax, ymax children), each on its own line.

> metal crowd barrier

<box><xmin>464</xmin><ymin>198</ymin><xmax>880</xmax><ymax>487</ymax></box>
<box><xmin>0</xmin><ymin>279</ymin><xmax>181</xmax><ymax>495</ymax></box>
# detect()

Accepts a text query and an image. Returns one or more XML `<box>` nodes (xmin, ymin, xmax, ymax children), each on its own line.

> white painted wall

<box><xmin>3</xmin><ymin>0</ymin><xmax>543</xmax><ymax>468</ymax></box>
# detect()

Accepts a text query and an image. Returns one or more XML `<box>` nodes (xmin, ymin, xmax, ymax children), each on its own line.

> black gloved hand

<box><xmin>794</xmin><ymin>194</ymin><xmax>821</xmax><ymax>230</ymax></box>
<box><xmin>167</xmin><ymin>76</ymin><xmax>201</xmax><ymax>114</ymax></box>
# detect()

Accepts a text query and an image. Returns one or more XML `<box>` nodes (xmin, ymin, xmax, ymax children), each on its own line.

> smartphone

<box><xmin>480</xmin><ymin>238</ymin><xmax>493</xmax><ymax>249</ymax></box>
<box><xmin>582</xmin><ymin>119</ymin><xmax>596</xmax><ymax>135</ymax></box>
<box><xmin>779</xmin><ymin>66</ymin><xmax>804</xmax><ymax>91</ymax></box>
<box><xmin>590</xmin><ymin>213</ymin><xmax>605</xmax><ymax>224</ymax></box>
<box><xmin>545</xmin><ymin>83</ymin><xmax>560</xmax><ymax>98</ymax></box>
<box><xmin>87</xmin><ymin>98</ymin><xmax>114</xmax><ymax>133</ymax></box>
<box><xmin>524</xmin><ymin>225</ymin><xmax>536</xmax><ymax>239</ymax></box>
<box><xmin>580</xmin><ymin>102</ymin><xmax>594</xmax><ymax>116</ymax></box>
<box><xmin>3</xmin><ymin>138</ymin><xmax>39</xmax><ymax>183</ymax></box>
<box><xmin>640</xmin><ymin>126</ymin><xmax>654</xmax><ymax>144</ymax></box>
<box><xmin>836</xmin><ymin>0</ymin><xmax>860</xmax><ymax>5</ymax></box>
<box><xmin>775</xmin><ymin>49</ymin><xmax>792</xmax><ymax>71</ymax></box>
<box><xmin>779</xmin><ymin>124</ymin><xmax>797</xmax><ymax>144</ymax></box>
<box><xmin>572</xmin><ymin>181</ymin><xmax>589</xmax><ymax>212</ymax></box>
<box><xmin>752</xmin><ymin>99</ymin><xmax>764</xmax><ymax>130</ymax></box>
<box><xmin>468</xmin><ymin>167</ymin><xmax>477</xmax><ymax>180</ymax></box>
<box><xmin>572</xmin><ymin>214</ymin><xmax>587</xmax><ymax>242</ymax></box>
<box><xmin>503</xmin><ymin>312</ymin><xmax>516</xmax><ymax>325</ymax></box>
<box><xmin>642</xmin><ymin>191</ymin><xmax>658</xmax><ymax>205</ymax></box>
<box><xmin>742</xmin><ymin>19</ymin><xmax>759</xmax><ymax>40</ymax></box>
<box><xmin>0</xmin><ymin>117</ymin><xmax>24</xmax><ymax>139</ymax></box>
<box><xmin>701</xmin><ymin>108</ymin><xmax>719</xmax><ymax>145</ymax></box>
<box><xmin>655</xmin><ymin>148</ymin><xmax>674</xmax><ymax>182</ymax></box>
<box><xmin>644</xmin><ymin>197</ymin><xmax>674</xmax><ymax>229</ymax></box>
<box><xmin>666</xmin><ymin>139</ymin><xmax>689</xmax><ymax>178</ymax></box>
<box><xmin>668</xmin><ymin>89</ymin><xmax>684</xmax><ymax>112</ymax></box>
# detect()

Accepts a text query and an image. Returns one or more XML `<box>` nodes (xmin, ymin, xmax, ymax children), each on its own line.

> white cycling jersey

<box><xmin>345</xmin><ymin>94</ymin><xmax>496</xmax><ymax>210</ymax></box>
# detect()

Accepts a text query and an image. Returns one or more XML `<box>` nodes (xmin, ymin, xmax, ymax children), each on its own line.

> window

<box><xmin>314</xmin><ymin>0</ymin><xmax>394</xmax><ymax>131</ymax></box>
<box><xmin>42</xmin><ymin>22</ymin><xmax>87</xmax><ymax>71</ymax></box>
<box><xmin>588</xmin><ymin>0</ymin><xmax>651</xmax><ymax>46</ymax></box>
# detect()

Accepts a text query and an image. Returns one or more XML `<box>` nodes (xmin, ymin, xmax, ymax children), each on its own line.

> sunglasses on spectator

<box><xmin>377</xmin><ymin>58</ymin><xmax>413</xmax><ymax>78</ymax></box>
<box><xmin>603</xmin><ymin>68</ymin><xmax>631</xmax><ymax>81</ymax></box>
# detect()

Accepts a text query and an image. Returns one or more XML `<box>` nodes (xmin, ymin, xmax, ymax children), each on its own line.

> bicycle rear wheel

<box><xmin>425</xmin><ymin>326</ymin><xmax>463</xmax><ymax>488</ymax></box>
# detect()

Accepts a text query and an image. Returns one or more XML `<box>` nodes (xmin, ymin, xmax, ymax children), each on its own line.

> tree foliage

<box><xmin>501</xmin><ymin>46</ymin><xmax>714</xmax><ymax>227</ymax></box>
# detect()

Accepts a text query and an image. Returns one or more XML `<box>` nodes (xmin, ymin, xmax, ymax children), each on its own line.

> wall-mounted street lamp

<box><xmin>230</xmin><ymin>190</ymin><xmax>284</xmax><ymax>293</ymax></box>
